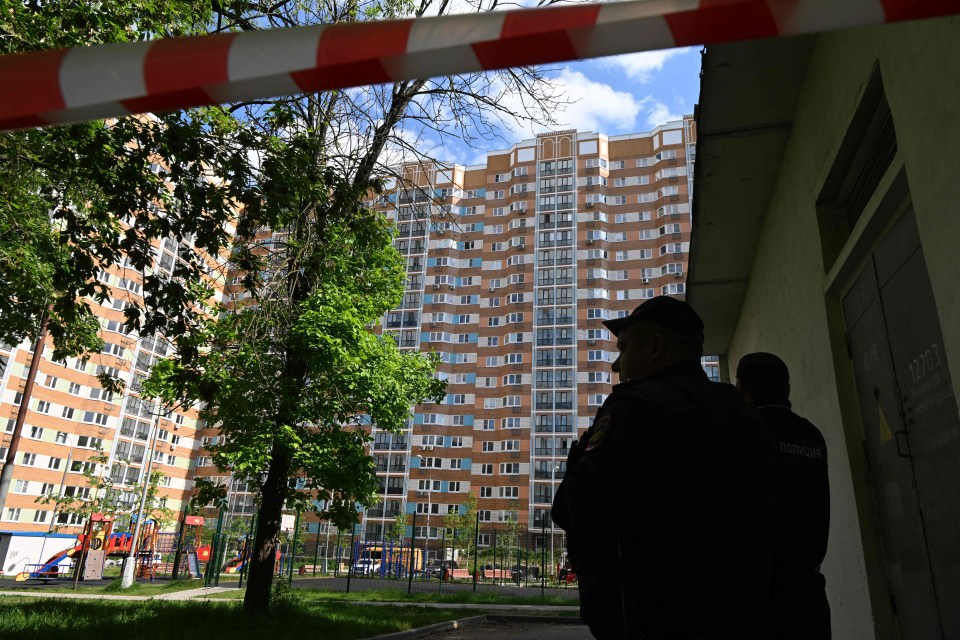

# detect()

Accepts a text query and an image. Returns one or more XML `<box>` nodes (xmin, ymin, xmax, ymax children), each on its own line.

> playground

<box><xmin>3</xmin><ymin>513</ymin><xmax>210</xmax><ymax>586</ymax></box>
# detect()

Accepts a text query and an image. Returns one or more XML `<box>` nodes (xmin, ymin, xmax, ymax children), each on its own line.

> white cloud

<box><xmin>638</xmin><ymin>96</ymin><xmax>684</xmax><ymax>130</ymax></box>
<box><xmin>547</xmin><ymin>68</ymin><xmax>641</xmax><ymax>134</ymax></box>
<box><xmin>595</xmin><ymin>47</ymin><xmax>692</xmax><ymax>84</ymax></box>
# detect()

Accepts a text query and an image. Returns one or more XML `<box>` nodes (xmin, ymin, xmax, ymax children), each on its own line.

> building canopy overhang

<box><xmin>687</xmin><ymin>36</ymin><xmax>815</xmax><ymax>355</ymax></box>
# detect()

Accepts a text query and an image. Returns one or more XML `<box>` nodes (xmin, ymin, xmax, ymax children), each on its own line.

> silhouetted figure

<box><xmin>553</xmin><ymin>297</ymin><xmax>776</xmax><ymax>639</ymax></box>
<box><xmin>737</xmin><ymin>352</ymin><xmax>831</xmax><ymax>640</ymax></box>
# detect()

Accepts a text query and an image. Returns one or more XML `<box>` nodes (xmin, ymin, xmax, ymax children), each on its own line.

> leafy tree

<box><xmin>148</xmin><ymin>200</ymin><xmax>447</xmax><ymax>611</ymax></box>
<box><xmin>0</xmin><ymin>1</ymin><xmax>254</xmax><ymax>362</ymax></box>
<box><xmin>387</xmin><ymin>512</ymin><xmax>407</xmax><ymax>543</ymax></box>
<box><xmin>6</xmin><ymin>0</ymin><xmax>567</xmax><ymax>615</ymax></box>
<box><xmin>443</xmin><ymin>492</ymin><xmax>478</xmax><ymax>564</ymax></box>
<box><xmin>36</xmin><ymin>448</ymin><xmax>174</xmax><ymax>533</ymax></box>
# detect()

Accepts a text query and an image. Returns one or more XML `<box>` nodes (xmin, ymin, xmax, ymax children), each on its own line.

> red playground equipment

<box><xmin>16</xmin><ymin>513</ymin><xmax>124</xmax><ymax>582</ymax></box>
<box><xmin>15</xmin><ymin>512</ymin><xmax>209</xmax><ymax>582</ymax></box>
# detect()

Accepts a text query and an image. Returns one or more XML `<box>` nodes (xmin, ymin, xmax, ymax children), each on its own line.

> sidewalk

<box><xmin>0</xmin><ymin>586</ymin><xmax>234</xmax><ymax>601</ymax></box>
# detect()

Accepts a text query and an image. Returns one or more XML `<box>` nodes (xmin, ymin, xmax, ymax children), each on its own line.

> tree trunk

<box><xmin>243</xmin><ymin>446</ymin><xmax>293</xmax><ymax>613</ymax></box>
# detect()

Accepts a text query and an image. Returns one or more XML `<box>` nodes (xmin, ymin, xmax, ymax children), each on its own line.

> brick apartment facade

<box><xmin>0</xmin><ymin>118</ymin><xmax>706</xmax><ymax>556</ymax></box>
<box><xmin>360</xmin><ymin>118</ymin><xmax>702</xmax><ymax>553</ymax></box>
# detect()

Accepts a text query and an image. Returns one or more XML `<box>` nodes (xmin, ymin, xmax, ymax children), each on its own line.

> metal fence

<box><xmin>272</xmin><ymin>513</ymin><xmax>578</xmax><ymax>599</ymax></box>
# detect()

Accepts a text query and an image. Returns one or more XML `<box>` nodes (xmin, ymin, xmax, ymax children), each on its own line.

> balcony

<box><xmin>373</xmin><ymin>441</ymin><xmax>408</xmax><ymax>451</ymax></box>
<box><xmin>389</xmin><ymin>464</ymin><xmax>406</xmax><ymax>472</ymax></box>
<box><xmin>534</xmin><ymin>447</ymin><xmax>555</xmax><ymax>455</ymax></box>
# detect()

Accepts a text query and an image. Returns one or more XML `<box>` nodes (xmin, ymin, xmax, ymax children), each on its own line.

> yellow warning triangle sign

<box><xmin>879</xmin><ymin>403</ymin><xmax>894</xmax><ymax>444</ymax></box>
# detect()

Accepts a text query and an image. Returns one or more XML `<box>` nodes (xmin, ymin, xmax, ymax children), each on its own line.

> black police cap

<box><xmin>602</xmin><ymin>295</ymin><xmax>705</xmax><ymax>342</ymax></box>
<box><xmin>736</xmin><ymin>352</ymin><xmax>790</xmax><ymax>388</ymax></box>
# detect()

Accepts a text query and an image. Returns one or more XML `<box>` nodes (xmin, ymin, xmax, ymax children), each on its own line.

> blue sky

<box><xmin>431</xmin><ymin>46</ymin><xmax>703</xmax><ymax>166</ymax></box>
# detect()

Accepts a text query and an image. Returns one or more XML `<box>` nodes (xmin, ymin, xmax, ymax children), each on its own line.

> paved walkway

<box><xmin>426</xmin><ymin>620</ymin><xmax>591</xmax><ymax>640</ymax></box>
<box><xmin>0</xmin><ymin>586</ymin><xmax>234</xmax><ymax>601</ymax></box>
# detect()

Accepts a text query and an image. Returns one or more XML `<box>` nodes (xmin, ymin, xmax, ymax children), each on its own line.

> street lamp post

<box><xmin>416</xmin><ymin>454</ymin><xmax>431</xmax><ymax>564</ymax></box>
<box><xmin>551</xmin><ymin>465</ymin><xmax>560</xmax><ymax>579</ymax></box>
<box><xmin>120</xmin><ymin>411</ymin><xmax>162</xmax><ymax>588</ymax></box>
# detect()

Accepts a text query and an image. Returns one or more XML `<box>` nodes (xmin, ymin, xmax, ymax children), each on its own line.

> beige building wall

<box><xmin>719</xmin><ymin>20</ymin><xmax>960</xmax><ymax>640</ymax></box>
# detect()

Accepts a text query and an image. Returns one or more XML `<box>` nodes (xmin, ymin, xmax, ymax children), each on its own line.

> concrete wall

<box><xmin>723</xmin><ymin>17</ymin><xmax>960</xmax><ymax>640</ymax></box>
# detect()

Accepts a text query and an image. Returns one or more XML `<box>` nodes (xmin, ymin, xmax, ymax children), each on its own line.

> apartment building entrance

<box><xmin>842</xmin><ymin>208</ymin><xmax>960</xmax><ymax>639</ymax></box>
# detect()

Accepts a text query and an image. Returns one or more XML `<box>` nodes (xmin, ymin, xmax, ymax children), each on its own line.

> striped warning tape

<box><xmin>1</xmin><ymin>0</ymin><xmax>958</xmax><ymax>131</ymax></box>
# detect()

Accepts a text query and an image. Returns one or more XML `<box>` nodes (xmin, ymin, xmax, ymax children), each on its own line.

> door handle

<box><xmin>894</xmin><ymin>430</ymin><xmax>912</xmax><ymax>458</ymax></box>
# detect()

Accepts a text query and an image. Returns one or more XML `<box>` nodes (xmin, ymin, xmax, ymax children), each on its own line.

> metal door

<box><xmin>873</xmin><ymin>211</ymin><xmax>960</xmax><ymax>639</ymax></box>
<box><xmin>843</xmin><ymin>208</ymin><xmax>959</xmax><ymax>639</ymax></box>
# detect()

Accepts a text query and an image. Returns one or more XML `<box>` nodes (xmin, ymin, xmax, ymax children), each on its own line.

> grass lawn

<box><xmin>1</xmin><ymin>578</ymin><xmax>208</xmax><ymax>596</ymax></box>
<box><xmin>210</xmin><ymin>586</ymin><xmax>578</xmax><ymax>608</ymax></box>
<box><xmin>0</xmin><ymin>596</ymin><xmax>467</xmax><ymax>640</ymax></box>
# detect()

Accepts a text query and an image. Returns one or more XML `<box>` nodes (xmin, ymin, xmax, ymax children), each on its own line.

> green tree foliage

<box><xmin>5</xmin><ymin>0</ymin><xmax>567</xmax><ymax>615</ymax></box>
<box><xmin>443</xmin><ymin>492</ymin><xmax>478</xmax><ymax>564</ymax></box>
<box><xmin>387</xmin><ymin>512</ymin><xmax>407</xmax><ymax>543</ymax></box>
<box><xmin>148</xmin><ymin>189</ymin><xmax>447</xmax><ymax>611</ymax></box>
<box><xmin>36</xmin><ymin>448</ymin><xmax>174</xmax><ymax>532</ymax></box>
<box><xmin>0</xmin><ymin>2</ymin><xmax>256</xmax><ymax>364</ymax></box>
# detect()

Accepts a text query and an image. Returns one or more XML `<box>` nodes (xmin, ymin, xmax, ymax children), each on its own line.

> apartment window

<box><xmin>40</xmin><ymin>483</ymin><xmax>55</xmax><ymax>496</ymax></box>
<box><xmin>22</xmin><ymin>453</ymin><xmax>37</xmax><ymax>466</ymax></box>
<box><xmin>48</xmin><ymin>457</ymin><xmax>62</xmax><ymax>470</ymax></box>
<box><xmin>76</xmin><ymin>436</ymin><xmax>103</xmax><ymax>449</ymax></box>
<box><xmin>36</xmin><ymin>400</ymin><xmax>51</xmax><ymax>414</ymax></box>
<box><xmin>500</xmin><ymin>463</ymin><xmax>520</xmax><ymax>474</ymax></box>
<box><xmin>480</xmin><ymin>464</ymin><xmax>494</xmax><ymax>475</ymax></box>
<box><xmin>13</xmin><ymin>480</ymin><xmax>29</xmax><ymax>494</ymax></box>
<box><xmin>82</xmin><ymin>412</ymin><xmax>109</xmax><ymax>426</ymax></box>
<box><xmin>68</xmin><ymin>382</ymin><xmax>81</xmax><ymax>395</ymax></box>
<box><xmin>500</xmin><ymin>440</ymin><xmax>520</xmax><ymax>451</ymax></box>
<box><xmin>503</xmin><ymin>374</ymin><xmax>522</xmax><ymax>385</ymax></box>
<box><xmin>659</xmin><ymin>224</ymin><xmax>682</xmax><ymax>236</ymax></box>
<box><xmin>449</xmin><ymin>481</ymin><xmax>462</xmax><ymax>492</ymax></box>
<box><xmin>61</xmin><ymin>407</ymin><xmax>74</xmax><ymax>419</ymax></box>
<box><xmin>480</xmin><ymin>420</ymin><xmax>495</xmax><ymax>431</ymax></box>
<box><xmin>503</xmin><ymin>396</ymin><xmax>521</xmax><ymax>407</ymax></box>
<box><xmin>33</xmin><ymin>510</ymin><xmax>48</xmax><ymax>524</ymax></box>
<box><xmin>5</xmin><ymin>508</ymin><xmax>21</xmax><ymax>522</ymax></box>
<box><xmin>587</xmin><ymin>350</ymin><xmax>608</xmax><ymax>362</ymax></box>
<box><xmin>27</xmin><ymin>426</ymin><xmax>43</xmax><ymax>439</ymax></box>
<box><xmin>55</xmin><ymin>431</ymin><xmax>68</xmax><ymax>444</ymax></box>
<box><xmin>500</xmin><ymin>486</ymin><xmax>519</xmax><ymax>499</ymax></box>
<box><xmin>450</xmin><ymin>459</ymin><xmax>463</xmax><ymax>469</ymax></box>
<box><xmin>506</xmin><ymin>312</ymin><xmax>523</xmax><ymax>324</ymax></box>
<box><xmin>420</xmin><ymin>457</ymin><xmax>441</xmax><ymax>469</ymax></box>
<box><xmin>501</xmin><ymin>418</ymin><xmax>521</xmax><ymax>429</ymax></box>
<box><xmin>506</xmin><ymin>353</ymin><xmax>523</xmax><ymax>365</ymax></box>
<box><xmin>588</xmin><ymin>371</ymin><xmax>612</xmax><ymax>384</ymax></box>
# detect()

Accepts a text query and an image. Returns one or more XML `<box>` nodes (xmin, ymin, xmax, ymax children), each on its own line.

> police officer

<box><xmin>552</xmin><ymin>296</ymin><xmax>776</xmax><ymax>640</ymax></box>
<box><xmin>736</xmin><ymin>353</ymin><xmax>831</xmax><ymax>640</ymax></box>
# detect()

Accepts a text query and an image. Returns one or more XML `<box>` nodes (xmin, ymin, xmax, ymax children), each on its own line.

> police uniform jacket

<box><xmin>552</xmin><ymin>362</ymin><xmax>776</xmax><ymax>639</ymax></box>
<box><xmin>753</xmin><ymin>403</ymin><xmax>830</xmax><ymax>640</ymax></box>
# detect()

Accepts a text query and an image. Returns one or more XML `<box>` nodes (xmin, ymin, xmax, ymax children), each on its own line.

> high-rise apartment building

<box><xmin>0</xmin><ymin>119</ymin><xmax>700</xmax><ymax>560</ymax></box>
<box><xmin>359</xmin><ymin>118</ymin><xmax>698</xmax><ymax>553</ymax></box>
<box><xmin>0</xmin><ymin>239</ymin><xmax>222</xmax><ymax>533</ymax></box>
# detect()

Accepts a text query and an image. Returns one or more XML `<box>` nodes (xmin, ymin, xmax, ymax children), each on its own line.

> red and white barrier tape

<box><xmin>1</xmin><ymin>0</ymin><xmax>958</xmax><ymax>131</ymax></box>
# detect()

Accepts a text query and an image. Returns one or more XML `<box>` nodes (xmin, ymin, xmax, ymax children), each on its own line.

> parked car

<box><xmin>350</xmin><ymin>559</ymin><xmax>379</xmax><ymax>575</ymax></box>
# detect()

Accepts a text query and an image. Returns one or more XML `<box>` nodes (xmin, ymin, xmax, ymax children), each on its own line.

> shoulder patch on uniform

<box><xmin>585</xmin><ymin>415</ymin><xmax>612</xmax><ymax>452</ymax></box>
<box><xmin>778</xmin><ymin>438</ymin><xmax>827</xmax><ymax>466</ymax></box>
